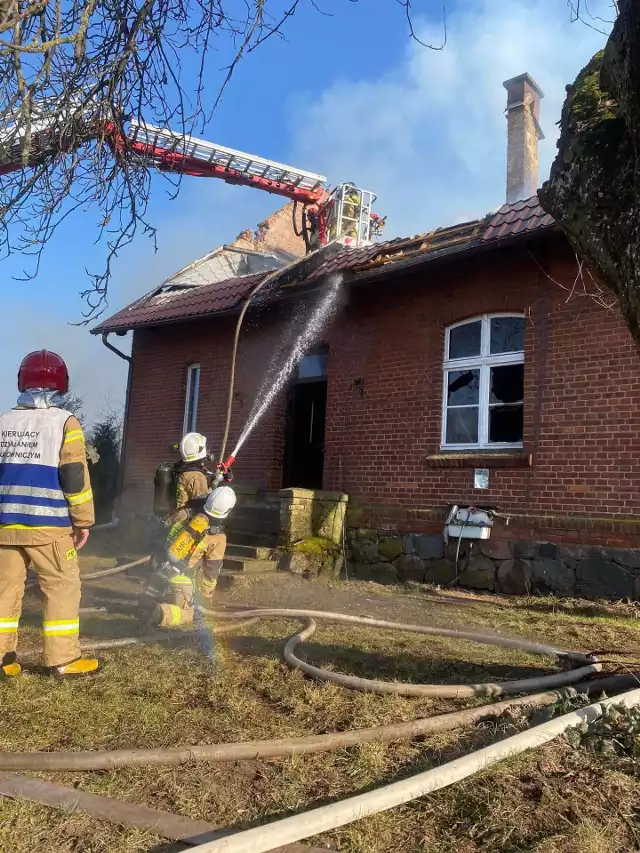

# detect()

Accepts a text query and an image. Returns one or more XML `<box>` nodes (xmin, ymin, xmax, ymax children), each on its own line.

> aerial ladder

<box><xmin>0</xmin><ymin>113</ymin><xmax>385</xmax><ymax>251</ymax></box>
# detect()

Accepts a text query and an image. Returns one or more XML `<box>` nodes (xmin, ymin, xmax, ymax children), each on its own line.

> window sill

<box><xmin>427</xmin><ymin>450</ymin><xmax>532</xmax><ymax>469</ymax></box>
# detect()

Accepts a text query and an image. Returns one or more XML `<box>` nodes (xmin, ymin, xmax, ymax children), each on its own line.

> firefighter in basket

<box><xmin>342</xmin><ymin>184</ymin><xmax>362</xmax><ymax>240</ymax></box>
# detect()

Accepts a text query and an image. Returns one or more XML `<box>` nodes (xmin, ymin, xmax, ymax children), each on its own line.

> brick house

<box><xmin>93</xmin><ymin>74</ymin><xmax>640</xmax><ymax>599</ymax></box>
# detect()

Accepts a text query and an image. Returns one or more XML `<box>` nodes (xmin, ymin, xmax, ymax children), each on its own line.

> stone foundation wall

<box><xmin>348</xmin><ymin>531</ymin><xmax>640</xmax><ymax>600</ymax></box>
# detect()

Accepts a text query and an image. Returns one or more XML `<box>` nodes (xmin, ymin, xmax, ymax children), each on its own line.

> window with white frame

<box><xmin>442</xmin><ymin>315</ymin><xmax>525</xmax><ymax>449</ymax></box>
<box><xmin>183</xmin><ymin>364</ymin><xmax>200</xmax><ymax>434</ymax></box>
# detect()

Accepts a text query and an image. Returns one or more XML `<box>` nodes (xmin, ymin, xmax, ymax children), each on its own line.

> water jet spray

<box><xmin>218</xmin><ymin>268</ymin><xmax>344</xmax><ymax>474</ymax></box>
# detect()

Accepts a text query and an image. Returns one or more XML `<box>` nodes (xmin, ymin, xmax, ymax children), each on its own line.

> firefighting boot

<box><xmin>0</xmin><ymin>652</ymin><xmax>22</xmax><ymax>679</ymax></box>
<box><xmin>48</xmin><ymin>657</ymin><xmax>103</xmax><ymax>679</ymax></box>
<box><xmin>198</xmin><ymin>576</ymin><xmax>218</xmax><ymax>608</ymax></box>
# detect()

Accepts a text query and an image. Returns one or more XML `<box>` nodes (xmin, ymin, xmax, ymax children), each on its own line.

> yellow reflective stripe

<box><xmin>169</xmin><ymin>575</ymin><xmax>192</xmax><ymax>584</ymax></box>
<box><xmin>66</xmin><ymin>489</ymin><xmax>93</xmax><ymax>507</ymax></box>
<box><xmin>43</xmin><ymin>619</ymin><xmax>79</xmax><ymax>635</ymax></box>
<box><xmin>167</xmin><ymin>605</ymin><xmax>181</xmax><ymax>626</ymax></box>
<box><xmin>0</xmin><ymin>524</ymin><xmax>66</xmax><ymax>530</ymax></box>
<box><xmin>44</xmin><ymin>628</ymin><xmax>80</xmax><ymax>637</ymax></box>
<box><xmin>64</xmin><ymin>429</ymin><xmax>85</xmax><ymax>445</ymax></box>
<box><xmin>0</xmin><ymin>620</ymin><xmax>19</xmax><ymax>633</ymax></box>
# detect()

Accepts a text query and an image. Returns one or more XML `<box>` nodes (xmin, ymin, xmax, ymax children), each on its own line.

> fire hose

<box><xmin>0</xmin><ymin>605</ymin><xmax>605</xmax><ymax>772</ymax></box>
<box><xmin>25</xmin><ymin>555</ymin><xmax>150</xmax><ymax>590</ymax></box>
<box><xmin>218</xmin><ymin>247</ymin><xmax>326</xmax><ymax>464</ymax></box>
<box><xmin>187</xmin><ymin>686</ymin><xmax>640</xmax><ymax>853</ymax></box>
<box><xmin>2</xmin><ymin>601</ymin><xmax>640</xmax><ymax>849</ymax></box>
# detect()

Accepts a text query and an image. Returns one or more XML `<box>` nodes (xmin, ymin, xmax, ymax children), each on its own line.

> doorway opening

<box><xmin>283</xmin><ymin>348</ymin><xmax>328</xmax><ymax>489</ymax></box>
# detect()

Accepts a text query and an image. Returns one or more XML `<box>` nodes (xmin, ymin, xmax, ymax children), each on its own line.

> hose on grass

<box><xmin>26</xmin><ymin>555</ymin><xmax>151</xmax><ymax>590</ymax></box>
<box><xmin>1</xmin><ymin>673</ymin><xmax>636</xmax><ymax>773</ymax></box>
<box><xmin>197</xmin><ymin>606</ymin><xmax>601</xmax><ymax>698</ymax></box>
<box><xmin>0</xmin><ymin>771</ymin><xmax>220</xmax><ymax>845</ymax></box>
<box><xmin>78</xmin><ymin>616</ymin><xmax>263</xmax><ymax>651</ymax></box>
<box><xmin>186</xmin><ymin>687</ymin><xmax>640</xmax><ymax>853</ymax></box>
<box><xmin>0</xmin><ymin>772</ymin><xmax>333</xmax><ymax>852</ymax></box>
<box><xmin>16</xmin><ymin>617</ymin><xmax>264</xmax><ymax>658</ymax></box>
<box><xmin>1</xmin><ymin>601</ymin><xmax>637</xmax><ymax>849</ymax></box>
<box><xmin>0</xmin><ymin>603</ymin><xmax>616</xmax><ymax>773</ymax></box>
<box><xmin>80</xmin><ymin>556</ymin><xmax>150</xmax><ymax>580</ymax></box>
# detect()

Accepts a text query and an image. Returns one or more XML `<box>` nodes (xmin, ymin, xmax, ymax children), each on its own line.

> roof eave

<box><xmin>352</xmin><ymin>224</ymin><xmax>557</xmax><ymax>284</ymax></box>
<box><xmin>92</xmin><ymin>224</ymin><xmax>558</xmax><ymax>335</ymax></box>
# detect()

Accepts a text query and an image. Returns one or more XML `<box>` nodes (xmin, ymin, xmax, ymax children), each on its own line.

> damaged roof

<box><xmin>92</xmin><ymin>195</ymin><xmax>555</xmax><ymax>335</ymax></box>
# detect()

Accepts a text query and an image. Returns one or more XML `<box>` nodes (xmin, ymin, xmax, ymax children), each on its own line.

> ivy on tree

<box><xmin>540</xmin><ymin>1</ymin><xmax>640</xmax><ymax>345</ymax></box>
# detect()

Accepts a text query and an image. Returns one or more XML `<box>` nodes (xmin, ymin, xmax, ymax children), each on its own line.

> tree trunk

<box><xmin>539</xmin><ymin>0</ymin><xmax>640</xmax><ymax>343</ymax></box>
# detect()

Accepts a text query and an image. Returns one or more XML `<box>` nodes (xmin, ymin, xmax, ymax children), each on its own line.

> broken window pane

<box><xmin>489</xmin><ymin>405</ymin><xmax>523</xmax><ymax>443</ymax></box>
<box><xmin>490</xmin><ymin>316</ymin><xmax>525</xmax><ymax>354</ymax></box>
<box><xmin>447</xmin><ymin>369</ymin><xmax>480</xmax><ymax>406</ymax></box>
<box><xmin>446</xmin><ymin>407</ymin><xmax>479</xmax><ymax>444</ymax></box>
<box><xmin>490</xmin><ymin>364</ymin><xmax>524</xmax><ymax>404</ymax></box>
<box><xmin>449</xmin><ymin>321</ymin><xmax>481</xmax><ymax>359</ymax></box>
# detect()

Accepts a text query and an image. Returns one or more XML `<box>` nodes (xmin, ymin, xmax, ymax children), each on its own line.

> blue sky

<box><xmin>0</xmin><ymin>0</ymin><xmax>612</xmax><ymax>423</ymax></box>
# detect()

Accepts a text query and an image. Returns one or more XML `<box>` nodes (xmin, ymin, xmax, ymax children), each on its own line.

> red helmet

<box><xmin>18</xmin><ymin>350</ymin><xmax>69</xmax><ymax>393</ymax></box>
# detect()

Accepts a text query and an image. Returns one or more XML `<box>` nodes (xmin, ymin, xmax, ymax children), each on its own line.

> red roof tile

<box><xmin>94</xmin><ymin>272</ymin><xmax>265</xmax><ymax>333</ymax></box>
<box><xmin>483</xmin><ymin>196</ymin><xmax>554</xmax><ymax>242</ymax></box>
<box><xmin>93</xmin><ymin>196</ymin><xmax>555</xmax><ymax>334</ymax></box>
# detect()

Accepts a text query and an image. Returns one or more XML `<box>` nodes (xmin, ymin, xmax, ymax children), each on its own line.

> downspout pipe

<box><xmin>100</xmin><ymin>332</ymin><xmax>132</xmax><ymax>519</ymax></box>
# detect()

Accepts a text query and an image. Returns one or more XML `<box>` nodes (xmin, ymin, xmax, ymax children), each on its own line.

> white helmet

<box><xmin>204</xmin><ymin>486</ymin><xmax>236</xmax><ymax>520</ymax></box>
<box><xmin>180</xmin><ymin>432</ymin><xmax>207</xmax><ymax>462</ymax></box>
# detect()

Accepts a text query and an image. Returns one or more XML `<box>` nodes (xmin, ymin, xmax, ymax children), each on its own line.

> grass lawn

<box><xmin>1</xmin><ymin>568</ymin><xmax>640</xmax><ymax>853</ymax></box>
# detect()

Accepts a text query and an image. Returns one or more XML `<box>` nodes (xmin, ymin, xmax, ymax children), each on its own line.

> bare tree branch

<box><xmin>0</xmin><ymin>0</ymin><xmax>445</xmax><ymax>321</ymax></box>
<box><xmin>567</xmin><ymin>0</ymin><xmax>617</xmax><ymax>35</ymax></box>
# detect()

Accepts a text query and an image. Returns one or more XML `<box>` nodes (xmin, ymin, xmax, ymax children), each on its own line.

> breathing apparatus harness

<box><xmin>150</xmin><ymin>452</ymin><xmax>236</xmax><ymax>603</ymax></box>
<box><xmin>153</xmin><ymin>451</ymin><xmax>235</xmax><ymax>520</ymax></box>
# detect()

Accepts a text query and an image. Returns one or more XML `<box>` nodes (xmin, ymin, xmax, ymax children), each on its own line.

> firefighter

<box><xmin>166</xmin><ymin>432</ymin><xmax>213</xmax><ymax>533</ymax></box>
<box><xmin>159</xmin><ymin>485</ymin><xmax>236</xmax><ymax>624</ymax></box>
<box><xmin>342</xmin><ymin>184</ymin><xmax>361</xmax><ymax>240</ymax></box>
<box><xmin>0</xmin><ymin>351</ymin><xmax>101</xmax><ymax>680</ymax></box>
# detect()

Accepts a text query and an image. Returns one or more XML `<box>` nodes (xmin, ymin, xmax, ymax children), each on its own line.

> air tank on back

<box><xmin>153</xmin><ymin>462</ymin><xmax>175</xmax><ymax>518</ymax></box>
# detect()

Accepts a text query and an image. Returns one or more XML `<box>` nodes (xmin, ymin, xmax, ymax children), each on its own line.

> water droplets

<box><xmin>231</xmin><ymin>273</ymin><xmax>344</xmax><ymax>456</ymax></box>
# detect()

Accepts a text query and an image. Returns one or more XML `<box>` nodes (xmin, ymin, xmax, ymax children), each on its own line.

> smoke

<box><xmin>0</xmin><ymin>179</ymin><xmax>284</xmax><ymax>424</ymax></box>
<box><xmin>288</xmin><ymin>0</ymin><xmax>610</xmax><ymax>238</ymax></box>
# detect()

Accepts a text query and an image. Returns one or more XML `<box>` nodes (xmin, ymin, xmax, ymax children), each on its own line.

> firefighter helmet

<box><xmin>179</xmin><ymin>432</ymin><xmax>207</xmax><ymax>462</ymax></box>
<box><xmin>204</xmin><ymin>486</ymin><xmax>236</xmax><ymax>520</ymax></box>
<box><xmin>18</xmin><ymin>350</ymin><xmax>69</xmax><ymax>393</ymax></box>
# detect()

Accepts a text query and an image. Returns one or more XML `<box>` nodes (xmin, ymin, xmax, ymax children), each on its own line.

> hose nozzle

<box><xmin>215</xmin><ymin>455</ymin><xmax>235</xmax><ymax>484</ymax></box>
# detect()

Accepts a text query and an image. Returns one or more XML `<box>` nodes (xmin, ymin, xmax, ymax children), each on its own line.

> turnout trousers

<box><xmin>0</xmin><ymin>534</ymin><xmax>82</xmax><ymax>667</ymax></box>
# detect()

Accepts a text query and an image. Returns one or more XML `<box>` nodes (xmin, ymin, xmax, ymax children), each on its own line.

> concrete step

<box><xmin>226</xmin><ymin>519</ymin><xmax>280</xmax><ymax>537</ymax></box>
<box><xmin>223</xmin><ymin>556</ymin><xmax>278</xmax><ymax>574</ymax></box>
<box><xmin>232</xmin><ymin>506</ymin><xmax>280</xmax><ymax>522</ymax></box>
<box><xmin>226</xmin><ymin>543</ymin><xmax>277</xmax><ymax>560</ymax></box>
<box><xmin>225</xmin><ymin>530</ymin><xmax>279</xmax><ymax>548</ymax></box>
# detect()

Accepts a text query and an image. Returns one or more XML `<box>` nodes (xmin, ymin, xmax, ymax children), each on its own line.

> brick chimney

<box><xmin>503</xmin><ymin>73</ymin><xmax>545</xmax><ymax>204</ymax></box>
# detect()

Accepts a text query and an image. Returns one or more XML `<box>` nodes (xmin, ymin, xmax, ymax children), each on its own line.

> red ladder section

<box><xmin>126</xmin><ymin>121</ymin><xmax>327</xmax><ymax>204</ymax></box>
<box><xmin>0</xmin><ymin>116</ymin><xmax>328</xmax><ymax>206</ymax></box>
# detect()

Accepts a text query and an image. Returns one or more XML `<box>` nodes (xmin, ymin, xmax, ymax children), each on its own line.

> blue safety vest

<box><xmin>0</xmin><ymin>407</ymin><xmax>73</xmax><ymax>529</ymax></box>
